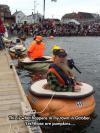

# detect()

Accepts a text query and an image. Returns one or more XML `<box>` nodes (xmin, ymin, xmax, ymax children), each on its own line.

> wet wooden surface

<box><xmin>0</xmin><ymin>49</ymin><xmax>42</xmax><ymax>133</ymax></box>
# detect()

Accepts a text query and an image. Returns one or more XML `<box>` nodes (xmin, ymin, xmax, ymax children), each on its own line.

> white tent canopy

<box><xmin>62</xmin><ymin>19</ymin><xmax>80</xmax><ymax>25</ymax></box>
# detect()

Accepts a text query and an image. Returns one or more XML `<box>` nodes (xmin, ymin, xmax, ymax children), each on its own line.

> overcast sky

<box><xmin>1</xmin><ymin>0</ymin><xmax>100</xmax><ymax>19</ymax></box>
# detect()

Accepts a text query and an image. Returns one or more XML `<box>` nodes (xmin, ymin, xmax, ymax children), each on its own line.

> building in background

<box><xmin>13</xmin><ymin>11</ymin><xmax>43</xmax><ymax>24</ymax></box>
<box><xmin>27</xmin><ymin>12</ymin><xmax>43</xmax><ymax>24</ymax></box>
<box><xmin>0</xmin><ymin>4</ymin><xmax>15</xmax><ymax>25</ymax></box>
<box><xmin>13</xmin><ymin>11</ymin><xmax>27</xmax><ymax>24</ymax></box>
<box><xmin>61</xmin><ymin>12</ymin><xmax>100</xmax><ymax>24</ymax></box>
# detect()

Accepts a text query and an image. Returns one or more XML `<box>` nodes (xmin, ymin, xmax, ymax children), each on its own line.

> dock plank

<box><xmin>0</xmin><ymin>50</ymin><xmax>42</xmax><ymax>133</ymax></box>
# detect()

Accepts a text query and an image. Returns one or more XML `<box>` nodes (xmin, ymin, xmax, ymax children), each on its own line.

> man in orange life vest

<box><xmin>46</xmin><ymin>49</ymin><xmax>81</xmax><ymax>92</ymax></box>
<box><xmin>27</xmin><ymin>36</ymin><xmax>45</xmax><ymax>60</ymax></box>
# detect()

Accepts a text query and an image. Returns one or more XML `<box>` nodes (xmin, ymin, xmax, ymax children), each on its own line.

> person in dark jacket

<box><xmin>45</xmin><ymin>49</ymin><xmax>81</xmax><ymax>92</ymax></box>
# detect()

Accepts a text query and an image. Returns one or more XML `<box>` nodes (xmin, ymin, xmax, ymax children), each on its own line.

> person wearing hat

<box><xmin>27</xmin><ymin>35</ymin><xmax>45</xmax><ymax>60</ymax></box>
<box><xmin>45</xmin><ymin>49</ymin><xmax>81</xmax><ymax>92</ymax></box>
<box><xmin>52</xmin><ymin>45</ymin><xmax>61</xmax><ymax>61</ymax></box>
<box><xmin>52</xmin><ymin>45</ymin><xmax>61</xmax><ymax>56</ymax></box>
<box><xmin>52</xmin><ymin>48</ymin><xmax>75</xmax><ymax>78</ymax></box>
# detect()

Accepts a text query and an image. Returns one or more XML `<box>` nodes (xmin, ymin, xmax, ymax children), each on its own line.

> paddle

<box><xmin>68</xmin><ymin>59</ymin><xmax>82</xmax><ymax>74</ymax></box>
<box><xmin>72</xmin><ymin>64</ymin><xmax>82</xmax><ymax>74</ymax></box>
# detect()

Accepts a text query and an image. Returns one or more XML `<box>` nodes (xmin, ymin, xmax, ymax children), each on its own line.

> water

<box><xmin>17</xmin><ymin>37</ymin><xmax>100</xmax><ymax>133</ymax></box>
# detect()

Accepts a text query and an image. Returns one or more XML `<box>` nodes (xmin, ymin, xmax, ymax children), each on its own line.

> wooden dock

<box><xmin>0</xmin><ymin>49</ymin><xmax>42</xmax><ymax>133</ymax></box>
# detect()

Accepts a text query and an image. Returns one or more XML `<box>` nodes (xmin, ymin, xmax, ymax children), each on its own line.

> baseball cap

<box><xmin>54</xmin><ymin>49</ymin><xmax>67</xmax><ymax>57</ymax></box>
<box><xmin>35</xmin><ymin>36</ymin><xmax>43</xmax><ymax>41</ymax></box>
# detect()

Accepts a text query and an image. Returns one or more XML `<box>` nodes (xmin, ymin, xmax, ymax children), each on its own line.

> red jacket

<box><xmin>0</xmin><ymin>17</ymin><xmax>5</xmax><ymax>33</ymax></box>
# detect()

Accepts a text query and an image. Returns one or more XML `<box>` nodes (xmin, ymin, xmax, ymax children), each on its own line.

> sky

<box><xmin>1</xmin><ymin>0</ymin><xmax>100</xmax><ymax>19</ymax></box>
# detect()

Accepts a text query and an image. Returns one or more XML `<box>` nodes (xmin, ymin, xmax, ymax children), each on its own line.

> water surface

<box><xmin>17</xmin><ymin>36</ymin><xmax>100</xmax><ymax>133</ymax></box>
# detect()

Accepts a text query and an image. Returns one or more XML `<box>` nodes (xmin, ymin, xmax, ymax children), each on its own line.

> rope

<box><xmin>37</xmin><ymin>93</ymin><xmax>55</xmax><ymax>114</ymax></box>
<box><xmin>30</xmin><ymin>92</ymin><xmax>55</xmax><ymax>114</ymax></box>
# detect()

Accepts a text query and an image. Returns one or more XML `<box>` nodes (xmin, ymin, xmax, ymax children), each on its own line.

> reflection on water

<box><xmin>16</xmin><ymin>37</ymin><xmax>100</xmax><ymax>133</ymax></box>
<box><xmin>17</xmin><ymin>68</ymin><xmax>47</xmax><ymax>95</ymax></box>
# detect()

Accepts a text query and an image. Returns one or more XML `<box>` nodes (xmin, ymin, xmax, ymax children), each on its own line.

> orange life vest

<box><xmin>48</xmin><ymin>67</ymin><xmax>65</xmax><ymax>85</ymax></box>
<box><xmin>27</xmin><ymin>41</ymin><xmax>45</xmax><ymax>59</ymax></box>
<box><xmin>47</xmin><ymin>64</ymin><xmax>75</xmax><ymax>86</ymax></box>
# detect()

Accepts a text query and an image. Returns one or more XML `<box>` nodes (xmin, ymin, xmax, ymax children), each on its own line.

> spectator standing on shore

<box><xmin>0</xmin><ymin>17</ymin><xmax>5</xmax><ymax>50</ymax></box>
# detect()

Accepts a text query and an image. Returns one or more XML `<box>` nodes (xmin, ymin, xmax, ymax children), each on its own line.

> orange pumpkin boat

<box><xmin>49</xmin><ymin>36</ymin><xmax>54</xmax><ymax>39</ymax></box>
<box><xmin>27</xmin><ymin>79</ymin><xmax>95</xmax><ymax>117</ymax></box>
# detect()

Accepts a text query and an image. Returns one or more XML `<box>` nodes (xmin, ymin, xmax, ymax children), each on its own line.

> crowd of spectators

<box><xmin>7</xmin><ymin>20</ymin><xmax>100</xmax><ymax>37</ymax></box>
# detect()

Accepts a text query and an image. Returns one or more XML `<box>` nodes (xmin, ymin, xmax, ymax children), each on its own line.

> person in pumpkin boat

<box><xmin>45</xmin><ymin>49</ymin><xmax>81</xmax><ymax>92</ymax></box>
<box><xmin>27</xmin><ymin>35</ymin><xmax>46</xmax><ymax>61</ymax></box>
